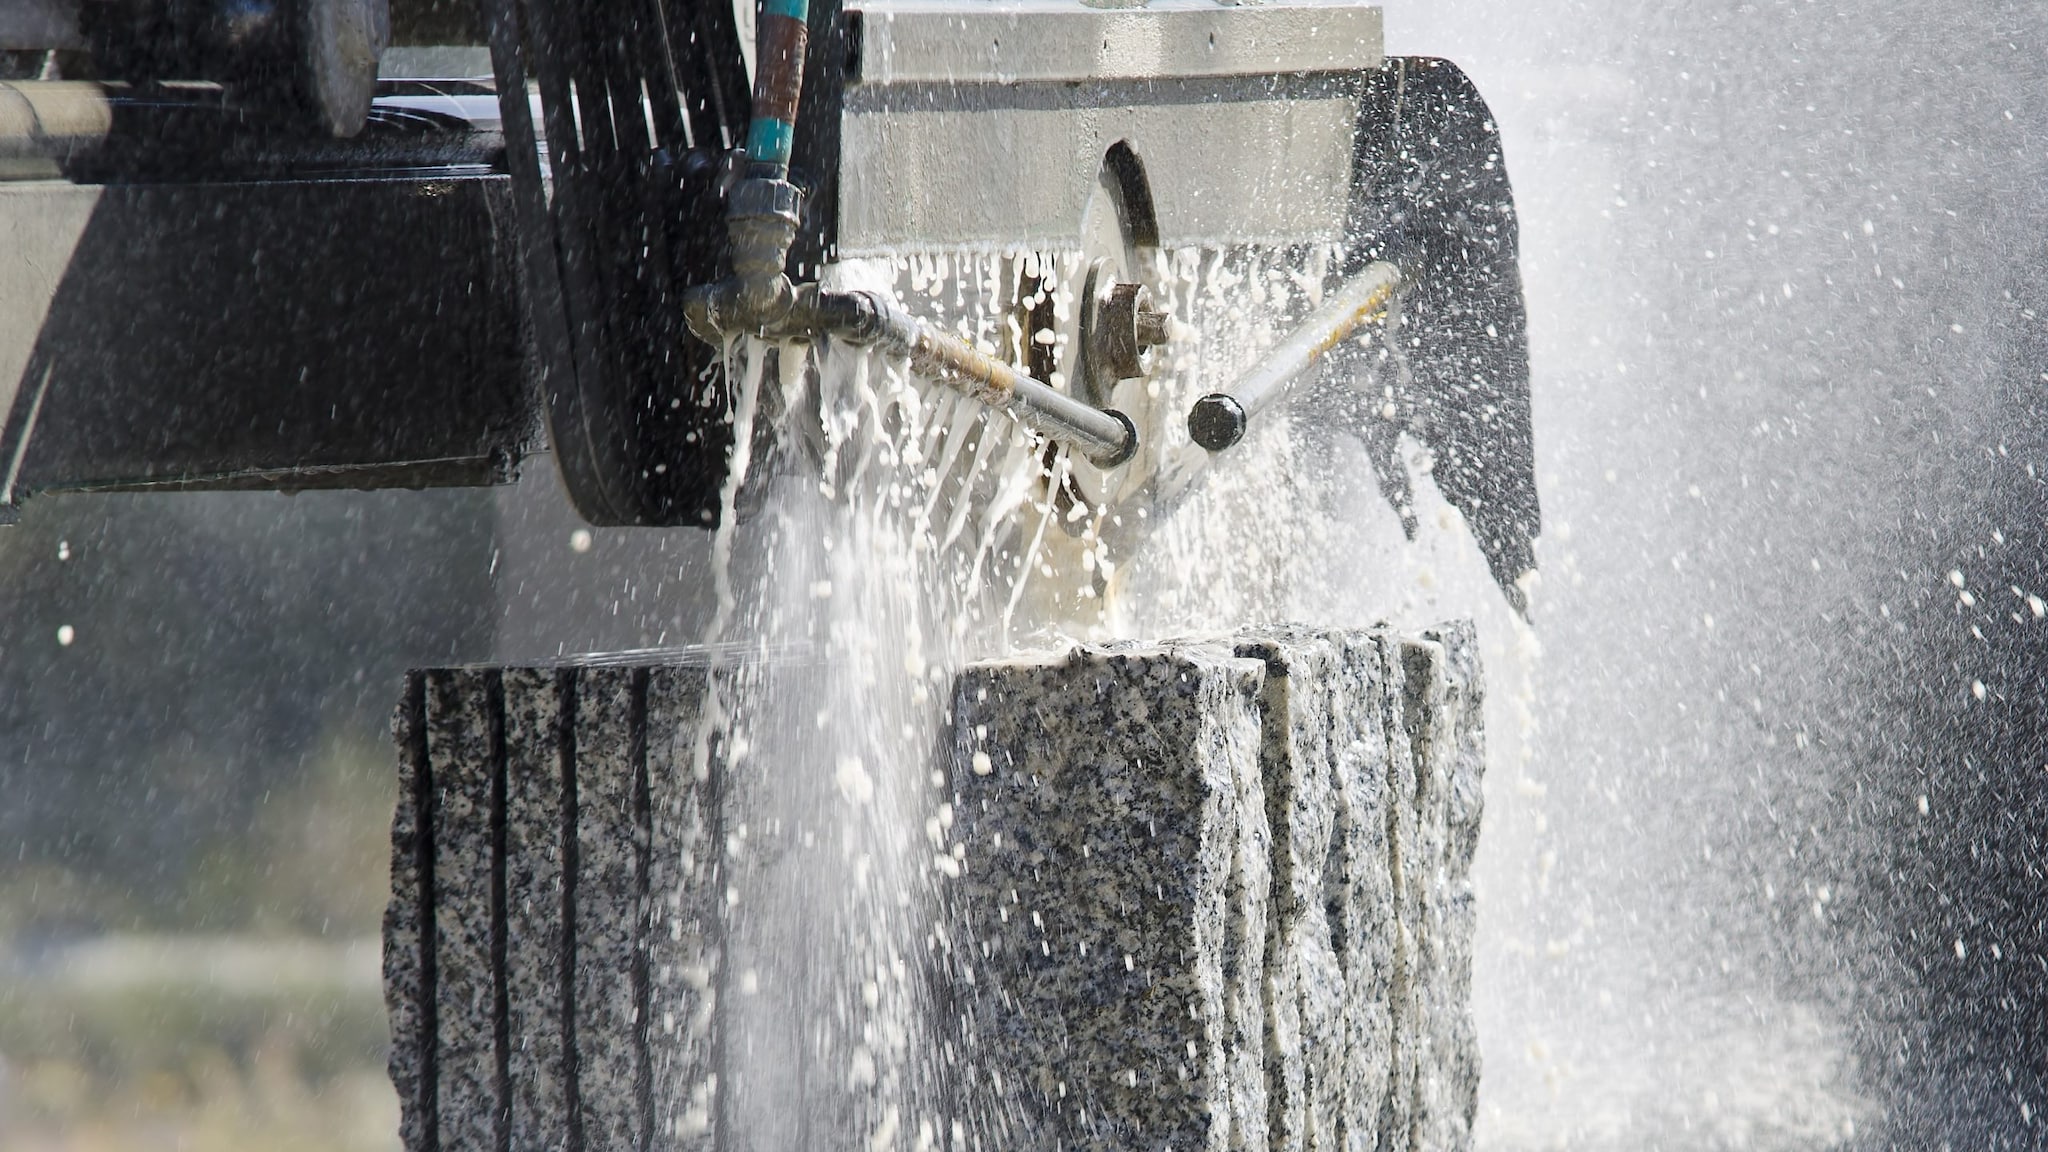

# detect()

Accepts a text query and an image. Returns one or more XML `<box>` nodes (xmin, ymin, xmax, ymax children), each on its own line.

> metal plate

<box><xmin>837</xmin><ymin>74</ymin><xmax>1360</xmax><ymax>253</ymax></box>
<box><xmin>0</xmin><ymin>175</ymin><xmax>530</xmax><ymax>504</ymax></box>
<box><xmin>829</xmin><ymin>0</ymin><xmax>1376</xmax><ymax>256</ymax></box>
<box><xmin>846</xmin><ymin>0</ymin><xmax>1382</xmax><ymax>85</ymax></box>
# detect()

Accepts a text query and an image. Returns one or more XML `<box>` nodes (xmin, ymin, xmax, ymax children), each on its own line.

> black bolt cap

<box><xmin>1188</xmin><ymin>394</ymin><xmax>1247</xmax><ymax>451</ymax></box>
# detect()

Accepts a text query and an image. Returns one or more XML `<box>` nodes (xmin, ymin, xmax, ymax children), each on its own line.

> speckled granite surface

<box><xmin>384</xmin><ymin>675</ymin><xmax>429</xmax><ymax>1152</ymax></box>
<box><xmin>427</xmin><ymin>669</ymin><xmax>504</xmax><ymax>1151</ymax></box>
<box><xmin>1374</xmin><ymin>635</ymin><xmax>1424</xmax><ymax>1152</ymax></box>
<box><xmin>936</xmin><ymin>629</ymin><xmax>1484</xmax><ymax>1152</ymax></box>
<box><xmin>572</xmin><ymin>668</ymin><xmax>648</xmax><ymax>1152</ymax></box>
<box><xmin>646</xmin><ymin>668</ymin><xmax>720</xmax><ymax>1152</ymax></box>
<box><xmin>1325</xmin><ymin>634</ymin><xmax>1395</xmax><ymax>1152</ymax></box>
<box><xmin>503</xmin><ymin>668</ymin><xmax>568</xmax><ymax>1152</ymax></box>
<box><xmin>947</xmin><ymin>645</ymin><xmax>1269</xmax><ymax>1152</ymax></box>
<box><xmin>1233</xmin><ymin>634</ymin><xmax>1340</xmax><ymax>1152</ymax></box>
<box><xmin>1417</xmin><ymin>623</ymin><xmax>1485</xmax><ymax>1152</ymax></box>
<box><xmin>384</xmin><ymin>666</ymin><xmax>702</xmax><ymax>1152</ymax></box>
<box><xmin>385</xmin><ymin>625</ymin><xmax>1485</xmax><ymax>1152</ymax></box>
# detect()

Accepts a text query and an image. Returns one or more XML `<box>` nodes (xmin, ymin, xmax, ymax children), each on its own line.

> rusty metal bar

<box><xmin>854</xmin><ymin>290</ymin><xmax>1138</xmax><ymax>468</ymax></box>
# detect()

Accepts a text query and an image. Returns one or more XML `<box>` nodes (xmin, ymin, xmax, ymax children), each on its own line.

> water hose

<box><xmin>1187</xmin><ymin>260</ymin><xmax>1402</xmax><ymax>451</ymax></box>
<box><xmin>680</xmin><ymin>0</ymin><xmax>1139</xmax><ymax>469</ymax></box>
<box><xmin>745</xmin><ymin>0</ymin><xmax>808</xmax><ymax>181</ymax></box>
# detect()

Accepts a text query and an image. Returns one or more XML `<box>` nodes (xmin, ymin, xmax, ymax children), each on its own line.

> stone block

<box><xmin>384</xmin><ymin>624</ymin><xmax>1486</xmax><ymax>1152</ymax></box>
<box><xmin>1231</xmin><ymin>633</ymin><xmax>1342</xmax><ymax>1152</ymax></box>
<box><xmin>647</xmin><ymin>667</ymin><xmax>721</xmax><ymax>1152</ymax></box>
<box><xmin>1411</xmin><ymin>624</ymin><xmax>1484</xmax><ymax>1152</ymax></box>
<box><xmin>571</xmin><ymin>668</ymin><xmax>650</xmax><ymax>1152</ymax></box>
<box><xmin>383</xmin><ymin>665</ymin><xmax>725</xmax><ymax>1152</ymax></box>
<box><xmin>944</xmin><ymin>645</ymin><xmax>1270</xmax><ymax>1152</ymax></box>
<box><xmin>384</xmin><ymin>673</ymin><xmax>431</xmax><ymax>1152</ymax></box>
<box><xmin>427</xmin><ymin>668</ymin><xmax>505</xmax><ymax>1152</ymax></box>
<box><xmin>1373</xmin><ymin>634</ymin><xmax>1424</xmax><ymax>1152</ymax></box>
<box><xmin>1323</xmin><ymin>634</ymin><xmax>1396</xmax><ymax>1152</ymax></box>
<box><xmin>503</xmin><ymin>668</ymin><xmax>569</xmax><ymax>1152</ymax></box>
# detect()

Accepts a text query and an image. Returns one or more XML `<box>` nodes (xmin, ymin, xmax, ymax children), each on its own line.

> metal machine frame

<box><xmin>0</xmin><ymin>0</ymin><xmax>1538</xmax><ymax>604</ymax></box>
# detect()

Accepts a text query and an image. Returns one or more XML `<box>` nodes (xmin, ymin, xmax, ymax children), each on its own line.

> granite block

<box><xmin>573</xmin><ymin>668</ymin><xmax>650</xmax><ymax>1152</ymax></box>
<box><xmin>1423</xmin><ymin>622</ymin><xmax>1486</xmax><ymax>881</ymax></box>
<box><xmin>1398</xmin><ymin>638</ymin><xmax>1452</xmax><ymax>1152</ymax></box>
<box><xmin>1323</xmin><ymin>634</ymin><xmax>1395</xmax><ymax>1152</ymax></box>
<box><xmin>385</xmin><ymin>673</ymin><xmax>432</xmax><ymax>1152</ymax></box>
<box><xmin>646</xmin><ymin>667</ymin><xmax>721</xmax><ymax>1152</ymax></box>
<box><xmin>427</xmin><ymin>669</ymin><xmax>505</xmax><ymax>1152</ymax></box>
<box><xmin>1372</xmin><ymin>635</ymin><xmax>1422</xmax><ymax>1152</ymax></box>
<box><xmin>1416</xmin><ymin>624</ymin><xmax>1485</xmax><ymax>1152</ymax></box>
<box><xmin>504</xmin><ymin>668</ymin><xmax>569</xmax><ymax>1152</ymax></box>
<box><xmin>1225</xmin><ymin>658</ymin><xmax>1274</xmax><ymax>1152</ymax></box>
<box><xmin>946</xmin><ymin>645</ymin><xmax>1269</xmax><ymax>1152</ymax></box>
<box><xmin>1232</xmin><ymin>633</ymin><xmax>1340</xmax><ymax>1152</ymax></box>
<box><xmin>1295</xmin><ymin>924</ymin><xmax>1347</xmax><ymax>1152</ymax></box>
<box><xmin>386</xmin><ymin>624</ymin><xmax>1487</xmax><ymax>1152</ymax></box>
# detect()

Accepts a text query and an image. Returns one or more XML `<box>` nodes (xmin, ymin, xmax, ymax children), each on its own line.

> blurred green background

<box><xmin>0</xmin><ymin>467</ymin><xmax>714</xmax><ymax>1150</ymax></box>
<box><xmin>0</xmin><ymin>488</ymin><xmax>492</xmax><ymax>1152</ymax></box>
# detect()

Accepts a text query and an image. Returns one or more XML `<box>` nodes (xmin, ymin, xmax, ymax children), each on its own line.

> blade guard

<box><xmin>1340</xmin><ymin>57</ymin><xmax>1539</xmax><ymax>612</ymax></box>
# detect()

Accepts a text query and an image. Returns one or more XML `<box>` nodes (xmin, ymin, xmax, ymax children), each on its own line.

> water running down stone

<box><xmin>382</xmin><ymin>623</ymin><xmax>1483</xmax><ymax>1152</ymax></box>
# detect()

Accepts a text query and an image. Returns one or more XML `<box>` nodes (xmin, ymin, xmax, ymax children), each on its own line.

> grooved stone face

<box><xmin>1233</xmin><ymin>634</ymin><xmax>1341</xmax><ymax>1152</ymax></box>
<box><xmin>1374</xmin><ymin>634</ymin><xmax>1424</xmax><ymax>1152</ymax></box>
<box><xmin>647</xmin><ymin>667</ymin><xmax>721</xmax><ymax>1152</ymax></box>
<box><xmin>383</xmin><ymin>623</ymin><xmax>1485</xmax><ymax>1152</ymax></box>
<box><xmin>1324</xmin><ymin>634</ymin><xmax>1395</xmax><ymax>1152</ymax></box>
<box><xmin>1416</xmin><ymin>624</ymin><xmax>1484</xmax><ymax>1152</ymax></box>
<box><xmin>384</xmin><ymin>675</ymin><xmax>429</xmax><ymax>1152</ymax></box>
<box><xmin>503</xmin><ymin>668</ymin><xmax>568</xmax><ymax>1152</ymax></box>
<box><xmin>572</xmin><ymin>668</ymin><xmax>648</xmax><ymax>1152</ymax></box>
<box><xmin>426</xmin><ymin>669</ymin><xmax>504</xmax><ymax>1151</ymax></box>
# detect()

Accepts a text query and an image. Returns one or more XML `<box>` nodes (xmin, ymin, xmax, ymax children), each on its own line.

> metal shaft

<box><xmin>858</xmin><ymin>293</ymin><xmax>1138</xmax><ymax>468</ymax></box>
<box><xmin>0</xmin><ymin>82</ymin><xmax>110</xmax><ymax>170</ymax></box>
<box><xmin>1187</xmin><ymin>260</ymin><xmax>1401</xmax><ymax>451</ymax></box>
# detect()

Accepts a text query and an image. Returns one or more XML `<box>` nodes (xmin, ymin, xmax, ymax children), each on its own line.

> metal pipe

<box><xmin>683</xmin><ymin>285</ymin><xmax>1138</xmax><ymax>466</ymax></box>
<box><xmin>1187</xmin><ymin>259</ymin><xmax>1401</xmax><ymax>451</ymax></box>
<box><xmin>828</xmin><ymin>288</ymin><xmax>1137</xmax><ymax>468</ymax></box>
<box><xmin>745</xmin><ymin>0</ymin><xmax>809</xmax><ymax>181</ymax></box>
<box><xmin>0</xmin><ymin>81</ymin><xmax>110</xmax><ymax>174</ymax></box>
<box><xmin>683</xmin><ymin>0</ymin><xmax>817</xmax><ymax>336</ymax></box>
<box><xmin>679</xmin><ymin>0</ymin><xmax>1136</xmax><ymax>469</ymax></box>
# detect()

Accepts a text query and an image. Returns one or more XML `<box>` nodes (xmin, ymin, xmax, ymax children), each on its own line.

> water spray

<box><xmin>680</xmin><ymin>0</ymin><xmax>1140</xmax><ymax>469</ymax></box>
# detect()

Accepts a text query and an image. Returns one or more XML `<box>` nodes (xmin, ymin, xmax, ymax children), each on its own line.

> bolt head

<box><xmin>1188</xmin><ymin>394</ymin><xmax>1247</xmax><ymax>451</ymax></box>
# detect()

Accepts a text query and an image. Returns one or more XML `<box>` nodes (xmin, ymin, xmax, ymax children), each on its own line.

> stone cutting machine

<box><xmin>0</xmin><ymin>0</ymin><xmax>1537</xmax><ymax>606</ymax></box>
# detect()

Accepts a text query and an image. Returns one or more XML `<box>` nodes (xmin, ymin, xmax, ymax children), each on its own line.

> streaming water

<box><xmin>673</xmin><ymin>246</ymin><xmax>1535</xmax><ymax>1152</ymax></box>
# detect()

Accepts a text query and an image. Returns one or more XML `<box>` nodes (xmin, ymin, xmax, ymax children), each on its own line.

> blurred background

<box><xmin>3</xmin><ymin>0</ymin><xmax>2046</xmax><ymax>1149</ymax></box>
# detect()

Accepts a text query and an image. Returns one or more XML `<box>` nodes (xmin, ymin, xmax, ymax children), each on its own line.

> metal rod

<box><xmin>856</xmin><ymin>292</ymin><xmax>1138</xmax><ymax>468</ymax></box>
<box><xmin>689</xmin><ymin>285</ymin><xmax>1138</xmax><ymax>467</ymax></box>
<box><xmin>0</xmin><ymin>81</ymin><xmax>110</xmax><ymax>168</ymax></box>
<box><xmin>1187</xmin><ymin>260</ymin><xmax>1401</xmax><ymax>450</ymax></box>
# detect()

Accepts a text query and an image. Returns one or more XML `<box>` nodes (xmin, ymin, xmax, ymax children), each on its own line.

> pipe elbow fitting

<box><xmin>683</xmin><ymin>280</ymin><xmax>739</xmax><ymax>345</ymax></box>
